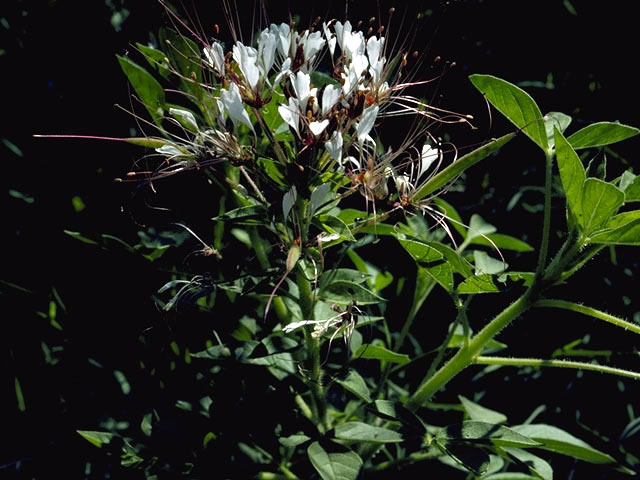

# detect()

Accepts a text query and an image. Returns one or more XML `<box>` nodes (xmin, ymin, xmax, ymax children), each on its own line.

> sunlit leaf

<box><xmin>579</xmin><ymin>178</ymin><xmax>624</xmax><ymax>234</ymax></box>
<box><xmin>135</xmin><ymin>42</ymin><xmax>170</xmax><ymax>78</ymax></box>
<box><xmin>544</xmin><ymin>111</ymin><xmax>572</xmax><ymax>149</ymax></box>
<box><xmin>457</xmin><ymin>274</ymin><xmax>500</xmax><ymax>294</ymax></box>
<box><xmin>469</xmin><ymin>75</ymin><xmax>547</xmax><ymax>152</ymax></box>
<box><xmin>117</xmin><ymin>55</ymin><xmax>165</xmax><ymax>125</ymax></box>
<box><xmin>334</xmin><ymin>422</ymin><xmax>403</xmax><ymax>443</ymax></box>
<box><xmin>354</xmin><ymin>344</ymin><xmax>409</xmax><ymax>364</ymax></box>
<box><xmin>307</xmin><ymin>442</ymin><xmax>362</xmax><ymax>480</ymax></box>
<box><xmin>279</xmin><ymin>434</ymin><xmax>311</xmax><ymax>447</ymax></box>
<box><xmin>567</xmin><ymin>122</ymin><xmax>640</xmax><ymax>149</ymax></box>
<box><xmin>474</xmin><ymin>251</ymin><xmax>508</xmax><ymax>275</ymax></box>
<box><xmin>398</xmin><ymin>238</ymin><xmax>444</xmax><ymax>263</ymax></box>
<box><xmin>513</xmin><ymin>424</ymin><xmax>616</xmax><ymax>464</ymax></box>
<box><xmin>554</xmin><ymin>127</ymin><xmax>586</xmax><ymax>219</ymax></box>
<box><xmin>589</xmin><ymin>210</ymin><xmax>640</xmax><ymax>245</ymax></box>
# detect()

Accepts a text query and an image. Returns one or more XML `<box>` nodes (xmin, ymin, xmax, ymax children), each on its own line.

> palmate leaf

<box><xmin>469</xmin><ymin>75</ymin><xmax>548</xmax><ymax>153</ymax></box>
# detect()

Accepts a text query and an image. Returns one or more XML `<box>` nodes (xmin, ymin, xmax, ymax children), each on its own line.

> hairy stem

<box><xmin>405</xmin><ymin>291</ymin><xmax>533</xmax><ymax>411</ymax></box>
<box><xmin>473</xmin><ymin>355</ymin><xmax>640</xmax><ymax>380</ymax></box>
<box><xmin>535</xmin><ymin>151</ymin><xmax>554</xmax><ymax>279</ymax></box>
<box><xmin>534</xmin><ymin>299</ymin><xmax>640</xmax><ymax>335</ymax></box>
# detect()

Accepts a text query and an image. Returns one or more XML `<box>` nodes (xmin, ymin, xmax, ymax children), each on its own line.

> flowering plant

<box><xmin>72</xmin><ymin>5</ymin><xmax>640</xmax><ymax>479</ymax></box>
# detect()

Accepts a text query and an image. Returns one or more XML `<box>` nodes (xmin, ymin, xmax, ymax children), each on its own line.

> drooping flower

<box><xmin>220</xmin><ymin>82</ymin><xmax>254</xmax><ymax>133</ymax></box>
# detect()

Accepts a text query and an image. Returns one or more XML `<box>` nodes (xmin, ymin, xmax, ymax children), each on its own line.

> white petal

<box><xmin>356</xmin><ymin>105</ymin><xmax>379</xmax><ymax>144</ymax></box>
<box><xmin>232</xmin><ymin>42</ymin><xmax>260</xmax><ymax>90</ymax></box>
<box><xmin>278</xmin><ymin>97</ymin><xmax>300</xmax><ymax>135</ymax></box>
<box><xmin>419</xmin><ymin>144</ymin><xmax>439</xmax><ymax>178</ymax></box>
<box><xmin>293</xmin><ymin>71</ymin><xmax>311</xmax><ymax>103</ymax></box>
<box><xmin>220</xmin><ymin>83</ymin><xmax>254</xmax><ymax>133</ymax></box>
<box><xmin>322</xmin><ymin>22</ymin><xmax>336</xmax><ymax>56</ymax></box>
<box><xmin>309</xmin><ymin>120</ymin><xmax>329</xmax><ymax>137</ymax></box>
<box><xmin>270</xmin><ymin>23</ymin><xmax>291</xmax><ymax>57</ymax></box>
<box><xmin>204</xmin><ymin>42</ymin><xmax>225</xmax><ymax>76</ymax></box>
<box><xmin>324</xmin><ymin>131</ymin><xmax>343</xmax><ymax>164</ymax></box>
<box><xmin>302</xmin><ymin>31</ymin><xmax>326</xmax><ymax>63</ymax></box>
<box><xmin>321</xmin><ymin>84</ymin><xmax>340</xmax><ymax>116</ymax></box>
<box><xmin>333</xmin><ymin>21</ymin><xmax>352</xmax><ymax>51</ymax></box>
<box><xmin>258</xmin><ymin>29</ymin><xmax>277</xmax><ymax>75</ymax></box>
<box><xmin>169</xmin><ymin>108</ymin><xmax>198</xmax><ymax>131</ymax></box>
<box><xmin>273</xmin><ymin>57</ymin><xmax>292</xmax><ymax>86</ymax></box>
<box><xmin>366</xmin><ymin>36</ymin><xmax>384</xmax><ymax>65</ymax></box>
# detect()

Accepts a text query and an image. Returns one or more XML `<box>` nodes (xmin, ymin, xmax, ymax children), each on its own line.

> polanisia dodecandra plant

<box><xmin>67</xmin><ymin>4</ymin><xmax>640</xmax><ymax>479</ymax></box>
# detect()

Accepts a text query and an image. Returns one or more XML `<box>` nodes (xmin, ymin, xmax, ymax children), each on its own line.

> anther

<box><xmin>213</xmin><ymin>24</ymin><xmax>219</xmax><ymax>35</ymax></box>
<box><xmin>369</xmin><ymin>17</ymin><xmax>376</xmax><ymax>24</ymax></box>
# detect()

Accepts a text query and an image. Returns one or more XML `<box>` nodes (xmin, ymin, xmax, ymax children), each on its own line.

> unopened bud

<box><xmin>213</xmin><ymin>24</ymin><xmax>219</xmax><ymax>35</ymax></box>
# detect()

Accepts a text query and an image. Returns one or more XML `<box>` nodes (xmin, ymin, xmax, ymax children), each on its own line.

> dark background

<box><xmin>2</xmin><ymin>0</ymin><xmax>639</xmax><ymax>478</ymax></box>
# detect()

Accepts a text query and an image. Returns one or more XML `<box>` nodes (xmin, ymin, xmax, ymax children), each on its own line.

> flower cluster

<box><xmin>149</xmin><ymin>17</ymin><xmax>466</xmax><ymax>206</ymax></box>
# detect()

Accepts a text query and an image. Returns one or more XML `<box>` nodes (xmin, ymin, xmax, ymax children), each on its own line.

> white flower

<box><xmin>322</xmin><ymin>22</ymin><xmax>336</xmax><ymax>56</ymax></box>
<box><xmin>299</xmin><ymin>30</ymin><xmax>326</xmax><ymax>65</ymax></box>
<box><xmin>270</xmin><ymin>22</ymin><xmax>292</xmax><ymax>58</ymax></box>
<box><xmin>278</xmin><ymin>97</ymin><xmax>300</xmax><ymax>136</ymax></box>
<box><xmin>204</xmin><ymin>42</ymin><xmax>225</xmax><ymax>77</ymax></box>
<box><xmin>220</xmin><ymin>82</ymin><xmax>254</xmax><ymax>132</ymax></box>
<box><xmin>325</xmin><ymin>131</ymin><xmax>343</xmax><ymax>164</ymax></box>
<box><xmin>321</xmin><ymin>84</ymin><xmax>340</xmax><ymax>116</ymax></box>
<box><xmin>169</xmin><ymin>108</ymin><xmax>198</xmax><ymax>131</ymax></box>
<box><xmin>309</xmin><ymin>120</ymin><xmax>329</xmax><ymax>137</ymax></box>
<box><xmin>356</xmin><ymin>105</ymin><xmax>379</xmax><ymax>144</ymax></box>
<box><xmin>258</xmin><ymin>29</ymin><xmax>277</xmax><ymax>76</ymax></box>
<box><xmin>232</xmin><ymin>42</ymin><xmax>260</xmax><ymax>91</ymax></box>
<box><xmin>367</xmin><ymin>36</ymin><xmax>385</xmax><ymax>85</ymax></box>
<box><xmin>419</xmin><ymin>144</ymin><xmax>440</xmax><ymax>178</ymax></box>
<box><xmin>292</xmin><ymin>71</ymin><xmax>317</xmax><ymax>112</ymax></box>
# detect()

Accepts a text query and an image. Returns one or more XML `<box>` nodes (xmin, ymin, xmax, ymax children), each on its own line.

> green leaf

<box><xmin>467</xmin><ymin>214</ymin><xmax>497</xmax><ymax>241</ymax></box>
<box><xmin>424</xmin><ymin>261</ymin><xmax>454</xmax><ymax>293</ymax></box>
<box><xmin>64</xmin><ymin>230</ymin><xmax>99</xmax><ymax>245</ymax></box>
<box><xmin>117</xmin><ymin>55</ymin><xmax>165</xmax><ymax>125</ymax></box>
<box><xmin>354</xmin><ymin>344</ymin><xmax>409</xmax><ymax>364</ymax></box>
<box><xmin>504</xmin><ymin>448</ymin><xmax>553</xmax><ymax>480</ymax></box>
<box><xmin>135</xmin><ymin>43</ymin><xmax>170</xmax><ymax>79</ymax></box>
<box><xmin>429</xmin><ymin>241</ymin><xmax>474</xmax><ymax>277</ymax></box>
<box><xmin>211</xmin><ymin>205</ymin><xmax>267</xmax><ymax>224</ymax></box>
<box><xmin>311</xmin><ymin>71</ymin><xmax>341</xmax><ymax>88</ymax></box>
<box><xmin>457</xmin><ymin>274</ymin><xmax>500</xmax><ymax>294</ymax></box>
<box><xmin>257</xmin><ymin>157</ymin><xmax>287</xmax><ymax>186</ymax></box>
<box><xmin>412</xmin><ymin>133</ymin><xmax>515</xmax><ymax>201</ymax></box>
<box><xmin>371</xmin><ymin>400</ymin><xmax>427</xmax><ymax>431</ymax></box>
<box><xmin>458</xmin><ymin>396</ymin><xmax>507</xmax><ymax>424</ymax></box>
<box><xmin>337</xmin><ymin>209</ymin><xmax>396</xmax><ymax>236</ymax></box>
<box><xmin>432</xmin><ymin>198</ymin><xmax>467</xmax><ymax>237</ymax></box>
<box><xmin>567</xmin><ymin>122</ymin><xmax>640</xmax><ymax>149</ymax></box>
<box><xmin>437</xmin><ymin>421</ymin><xmax>541</xmax><ymax>448</ymax></box>
<box><xmin>336</xmin><ymin>369</ymin><xmax>372</xmax><ymax>403</ymax></box>
<box><xmin>307</xmin><ymin>442</ymin><xmax>362</xmax><ymax>480</ymax></box>
<box><xmin>279</xmin><ymin>434</ymin><xmax>311</xmax><ymax>447</ymax></box>
<box><xmin>469</xmin><ymin>75</ymin><xmax>547</xmax><ymax>152</ymax></box>
<box><xmin>554</xmin><ymin>127</ymin><xmax>586</xmax><ymax>219</ymax></box>
<box><xmin>589</xmin><ymin>210</ymin><xmax>640</xmax><ymax>245</ymax></box>
<box><xmin>334</xmin><ymin>422</ymin><xmax>403</xmax><ymax>443</ymax></box>
<box><xmin>579</xmin><ymin>178</ymin><xmax>624</xmax><ymax>234</ymax></box>
<box><xmin>398</xmin><ymin>238</ymin><xmax>444</xmax><ymax>263</ymax></box>
<box><xmin>318</xmin><ymin>214</ymin><xmax>356</xmax><ymax>242</ymax></box>
<box><xmin>318</xmin><ymin>281</ymin><xmax>384</xmax><ymax>305</ymax></box>
<box><xmin>470</xmin><ymin>233</ymin><xmax>534</xmax><ymax>252</ymax></box>
<box><xmin>484</xmin><ymin>474</ymin><xmax>539</xmax><ymax>480</ymax></box>
<box><xmin>513</xmin><ymin>424</ymin><xmax>616</xmax><ymax>464</ymax></box>
<box><xmin>77</xmin><ymin>430</ymin><xmax>114</xmax><ymax>448</ymax></box>
<box><xmin>474</xmin><ymin>251</ymin><xmax>508</xmax><ymax>275</ymax></box>
<box><xmin>311</xmin><ymin>183</ymin><xmax>331</xmax><ymax>214</ymax></box>
<box><xmin>436</xmin><ymin>441</ymin><xmax>491</xmax><ymax>476</ymax></box>
<box><xmin>622</xmin><ymin>174</ymin><xmax>640</xmax><ymax>202</ymax></box>
<box><xmin>544</xmin><ymin>111</ymin><xmax>572</xmax><ymax>149</ymax></box>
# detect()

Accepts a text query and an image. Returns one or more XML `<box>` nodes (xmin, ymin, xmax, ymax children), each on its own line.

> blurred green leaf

<box><xmin>335</xmin><ymin>422</ymin><xmax>402</xmax><ymax>443</ymax></box>
<box><xmin>64</xmin><ymin>230</ymin><xmax>99</xmax><ymax>245</ymax></box>
<box><xmin>567</xmin><ymin>122</ymin><xmax>639</xmax><ymax>149</ymax></box>
<box><xmin>318</xmin><ymin>281</ymin><xmax>384</xmax><ymax>306</ymax></box>
<box><xmin>474</xmin><ymin>251</ymin><xmax>508</xmax><ymax>275</ymax></box>
<box><xmin>77</xmin><ymin>430</ymin><xmax>114</xmax><ymax>448</ymax></box>
<box><xmin>469</xmin><ymin>75</ymin><xmax>547</xmax><ymax>152</ymax></box>
<box><xmin>279</xmin><ymin>434</ymin><xmax>311</xmax><ymax>447</ymax></box>
<box><xmin>336</xmin><ymin>369</ymin><xmax>372</xmax><ymax>403</ymax></box>
<box><xmin>307</xmin><ymin>442</ymin><xmax>362</xmax><ymax>480</ymax></box>
<box><xmin>470</xmin><ymin>233</ymin><xmax>534</xmax><ymax>252</ymax></box>
<box><xmin>437</xmin><ymin>421</ymin><xmax>541</xmax><ymax>448</ymax></box>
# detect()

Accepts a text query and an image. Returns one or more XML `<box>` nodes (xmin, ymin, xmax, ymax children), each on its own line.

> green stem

<box><xmin>405</xmin><ymin>291</ymin><xmax>533</xmax><ymax>411</ymax></box>
<box><xmin>252</xmin><ymin>107</ymin><xmax>288</xmax><ymax>166</ymax></box>
<box><xmin>534</xmin><ymin>299</ymin><xmax>640</xmax><ymax>335</ymax></box>
<box><xmin>534</xmin><ymin>152</ymin><xmax>554</xmax><ymax>279</ymax></box>
<box><xmin>473</xmin><ymin>355</ymin><xmax>640</xmax><ymax>381</ymax></box>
